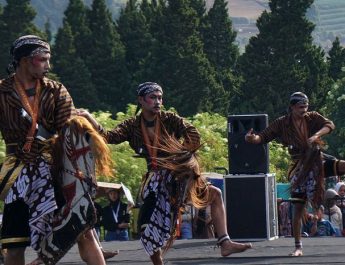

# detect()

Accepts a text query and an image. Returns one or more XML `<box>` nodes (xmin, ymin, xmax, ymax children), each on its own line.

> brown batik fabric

<box><xmin>0</xmin><ymin>75</ymin><xmax>75</xmax><ymax>251</ymax></box>
<box><xmin>101</xmin><ymin>111</ymin><xmax>200</xmax><ymax>255</ymax></box>
<box><xmin>258</xmin><ymin>111</ymin><xmax>332</xmax><ymax>204</ymax></box>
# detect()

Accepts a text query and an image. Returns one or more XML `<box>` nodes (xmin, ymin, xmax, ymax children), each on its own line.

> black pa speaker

<box><xmin>224</xmin><ymin>174</ymin><xmax>278</xmax><ymax>240</ymax></box>
<box><xmin>228</xmin><ymin>114</ymin><xmax>269</xmax><ymax>174</ymax></box>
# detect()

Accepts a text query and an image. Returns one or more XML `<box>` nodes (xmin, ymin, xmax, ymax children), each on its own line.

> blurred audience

<box><xmin>323</xmin><ymin>189</ymin><xmax>342</xmax><ymax>236</ymax></box>
<box><xmin>303</xmin><ymin>205</ymin><xmax>336</xmax><ymax>237</ymax></box>
<box><xmin>102</xmin><ymin>189</ymin><xmax>130</xmax><ymax>241</ymax></box>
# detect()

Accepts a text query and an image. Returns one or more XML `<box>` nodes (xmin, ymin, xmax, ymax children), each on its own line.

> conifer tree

<box><xmin>86</xmin><ymin>0</ymin><xmax>129</xmax><ymax>112</ymax></box>
<box><xmin>328</xmin><ymin>37</ymin><xmax>345</xmax><ymax>81</ymax></box>
<box><xmin>0</xmin><ymin>0</ymin><xmax>44</xmax><ymax>77</ymax></box>
<box><xmin>238</xmin><ymin>0</ymin><xmax>331</xmax><ymax>119</ymax></box>
<box><xmin>202</xmin><ymin>0</ymin><xmax>241</xmax><ymax>112</ymax></box>
<box><xmin>44</xmin><ymin>19</ymin><xmax>52</xmax><ymax>43</ymax></box>
<box><xmin>117</xmin><ymin>0</ymin><xmax>153</xmax><ymax>90</ymax></box>
<box><xmin>146</xmin><ymin>0</ymin><xmax>227</xmax><ymax>116</ymax></box>
<box><xmin>53</xmin><ymin>22</ymin><xmax>100</xmax><ymax>110</ymax></box>
<box><xmin>63</xmin><ymin>0</ymin><xmax>91</xmax><ymax>60</ymax></box>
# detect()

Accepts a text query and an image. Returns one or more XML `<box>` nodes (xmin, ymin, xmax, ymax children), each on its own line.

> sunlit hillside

<box><xmin>0</xmin><ymin>0</ymin><xmax>344</xmax><ymax>51</ymax></box>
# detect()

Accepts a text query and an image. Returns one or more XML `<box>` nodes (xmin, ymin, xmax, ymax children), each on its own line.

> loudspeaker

<box><xmin>228</xmin><ymin>114</ymin><xmax>269</xmax><ymax>174</ymax></box>
<box><xmin>224</xmin><ymin>174</ymin><xmax>278</xmax><ymax>240</ymax></box>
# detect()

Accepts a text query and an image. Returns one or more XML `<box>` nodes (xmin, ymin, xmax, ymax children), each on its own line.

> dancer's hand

<box><xmin>76</xmin><ymin>108</ymin><xmax>91</xmax><ymax>119</ymax></box>
<box><xmin>307</xmin><ymin>134</ymin><xmax>319</xmax><ymax>145</ymax></box>
<box><xmin>76</xmin><ymin>108</ymin><xmax>100</xmax><ymax>131</ymax></box>
<box><xmin>245</xmin><ymin>128</ymin><xmax>261</xmax><ymax>144</ymax></box>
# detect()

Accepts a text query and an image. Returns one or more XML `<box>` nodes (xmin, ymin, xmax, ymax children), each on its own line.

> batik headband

<box><xmin>137</xmin><ymin>82</ymin><xmax>163</xmax><ymax>96</ymax></box>
<box><xmin>7</xmin><ymin>35</ymin><xmax>50</xmax><ymax>74</ymax></box>
<box><xmin>289</xmin><ymin>92</ymin><xmax>309</xmax><ymax>105</ymax></box>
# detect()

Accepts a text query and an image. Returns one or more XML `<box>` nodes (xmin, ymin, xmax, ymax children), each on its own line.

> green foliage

<box><xmin>189</xmin><ymin>112</ymin><xmax>228</xmax><ymax>171</ymax></box>
<box><xmin>269</xmin><ymin>141</ymin><xmax>290</xmax><ymax>183</ymax></box>
<box><xmin>86</xmin><ymin>0</ymin><xmax>129</xmax><ymax>113</ymax></box>
<box><xmin>322</xmin><ymin>79</ymin><xmax>345</xmax><ymax>157</ymax></box>
<box><xmin>53</xmin><ymin>20</ymin><xmax>100</xmax><ymax>110</ymax></box>
<box><xmin>327</xmin><ymin>37</ymin><xmax>345</xmax><ymax>81</ymax></box>
<box><xmin>144</xmin><ymin>0</ymin><xmax>228</xmax><ymax>116</ymax></box>
<box><xmin>238</xmin><ymin>0</ymin><xmax>332</xmax><ymax>119</ymax></box>
<box><xmin>202</xmin><ymin>0</ymin><xmax>242</xmax><ymax>113</ymax></box>
<box><xmin>64</xmin><ymin>0</ymin><xmax>91</xmax><ymax>57</ymax></box>
<box><xmin>117</xmin><ymin>0</ymin><xmax>153</xmax><ymax>91</ymax></box>
<box><xmin>44</xmin><ymin>19</ymin><xmax>52</xmax><ymax>43</ymax></box>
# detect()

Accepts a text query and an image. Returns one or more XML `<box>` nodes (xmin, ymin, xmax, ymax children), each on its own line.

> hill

<box><xmin>0</xmin><ymin>0</ymin><xmax>344</xmax><ymax>51</ymax></box>
<box><xmin>0</xmin><ymin>0</ymin><xmax>126</xmax><ymax>34</ymax></box>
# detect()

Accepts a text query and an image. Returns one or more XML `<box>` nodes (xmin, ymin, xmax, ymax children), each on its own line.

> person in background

<box><xmin>335</xmin><ymin>181</ymin><xmax>345</xmax><ymax>235</ymax></box>
<box><xmin>335</xmin><ymin>181</ymin><xmax>345</xmax><ymax>207</ymax></box>
<box><xmin>102</xmin><ymin>189</ymin><xmax>130</xmax><ymax>241</ymax></box>
<box><xmin>323</xmin><ymin>189</ymin><xmax>342</xmax><ymax>236</ymax></box>
<box><xmin>180</xmin><ymin>205</ymin><xmax>193</xmax><ymax>239</ymax></box>
<box><xmin>303</xmin><ymin>205</ymin><xmax>336</xmax><ymax>237</ymax></box>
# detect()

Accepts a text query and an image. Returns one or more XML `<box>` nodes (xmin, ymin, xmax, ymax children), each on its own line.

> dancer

<box><xmin>245</xmin><ymin>92</ymin><xmax>345</xmax><ymax>256</ymax></box>
<box><xmin>0</xmin><ymin>35</ymin><xmax>105</xmax><ymax>265</ymax></box>
<box><xmin>78</xmin><ymin>82</ymin><xmax>252</xmax><ymax>265</ymax></box>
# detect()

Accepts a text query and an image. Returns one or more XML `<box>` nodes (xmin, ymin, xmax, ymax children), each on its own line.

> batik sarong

<box><xmin>139</xmin><ymin>169</ymin><xmax>173</xmax><ymax>256</ymax></box>
<box><xmin>3</xmin><ymin>156</ymin><xmax>57</xmax><ymax>251</ymax></box>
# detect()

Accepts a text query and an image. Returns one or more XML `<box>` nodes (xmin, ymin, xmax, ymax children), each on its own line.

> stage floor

<box><xmin>24</xmin><ymin>237</ymin><xmax>345</xmax><ymax>264</ymax></box>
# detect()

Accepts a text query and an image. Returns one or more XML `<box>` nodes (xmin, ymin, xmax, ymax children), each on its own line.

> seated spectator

<box><xmin>278</xmin><ymin>200</ymin><xmax>292</xmax><ymax>237</ymax></box>
<box><xmin>303</xmin><ymin>205</ymin><xmax>336</xmax><ymax>237</ymax></box>
<box><xmin>180</xmin><ymin>205</ymin><xmax>193</xmax><ymax>239</ymax></box>
<box><xmin>335</xmin><ymin>182</ymin><xmax>345</xmax><ymax>235</ymax></box>
<box><xmin>335</xmin><ymin>182</ymin><xmax>345</xmax><ymax>207</ymax></box>
<box><xmin>102</xmin><ymin>188</ymin><xmax>130</xmax><ymax>241</ymax></box>
<box><xmin>323</xmin><ymin>189</ymin><xmax>343</xmax><ymax>236</ymax></box>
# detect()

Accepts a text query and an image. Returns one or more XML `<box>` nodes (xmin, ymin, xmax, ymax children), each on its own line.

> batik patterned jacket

<box><xmin>101</xmin><ymin>111</ymin><xmax>200</xmax><ymax>162</ymax></box>
<box><xmin>258</xmin><ymin>111</ymin><xmax>334</xmax><ymax>160</ymax></box>
<box><xmin>0</xmin><ymin>75</ymin><xmax>75</xmax><ymax>162</ymax></box>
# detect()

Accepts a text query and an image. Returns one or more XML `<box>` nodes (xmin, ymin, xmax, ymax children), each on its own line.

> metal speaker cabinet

<box><xmin>228</xmin><ymin>114</ymin><xmax>269</xmax><ymax>174</ymax></box>
<box><xmin>224</xmin><ymin>174</ymin><xmax>278</xmax><ymax>241</ymax></box>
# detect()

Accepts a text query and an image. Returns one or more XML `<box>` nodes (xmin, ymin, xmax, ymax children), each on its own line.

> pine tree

<box><xmin>117</xmin><ymin>0</ymin><xmax>153</xmax><ymax>90</ymax></box>
<box><xmin>323</xmin><ymin>78</ymin><xmax>345</xmax><ymax>157</ymax></box>
<box><xmin>202</xmin><ymin>0</ymin><xmax>241</xmax><ymax>112</ymax></box>
<box><xmin>328</xmin><ymin>37</ymin><xmax>345</xmax><ymax>81</ymax></box>
<box><xmin>86</xmin><ymin>0</ymin><xmax>129</xmax><ymax>112</ymax></box>
<box><xmin>44</xmin><ymin>19</ymin><xmax>53</xmax><ymax>43</ymax></box>
<box><xmin>0</xmin><ymin>0</ymin><xmax>44</xmax><ymax>78</ymax></box>
<box><xmin>63</xmin><ymin>0</ymin><xmax>91</xmax><ymax>60</ymax></box>
<box><xmin>238</xmin><ymin>0</ymin><xmax>331</xmax><ymax>119</ymax></box>
<box><xmin>146</xmin><ymin>0</ymin><xmax>227</xmax><ymax>116</ymax></box>
<box><xmin>53</xmin><ymin>22</ymin><xmax>100</xmax><ymax>110</ymax></box>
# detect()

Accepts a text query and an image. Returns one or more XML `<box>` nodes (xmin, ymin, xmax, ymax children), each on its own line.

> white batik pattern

<box><xmin>140</xmin><ymin>170</ymin><xmax>172</xmax><ymax>256</ymax></box>
<box><xmin>5</xmin><ymin>156</ymin><xmax>57</xmax><ymax>251</ymax></box>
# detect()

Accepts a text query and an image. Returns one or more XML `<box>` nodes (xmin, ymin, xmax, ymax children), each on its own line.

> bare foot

<box><xmin>289</xmin><ymin>248</ymin><xmax>303</xmax><ymax>256</ymax></box>
<box><xmin>220</xmin><ymin>240</ymin><xmax>252</xmax><ymax>257</ymax></box>
<box><xmin>102</xmin><ymin>249</ymin><xmax>119</xmax><ymax>260</ymax></box>
<box><xmin>26</xmin><ymin>257</ymin><xmax>44</xmax><ymax>265</ymax></box>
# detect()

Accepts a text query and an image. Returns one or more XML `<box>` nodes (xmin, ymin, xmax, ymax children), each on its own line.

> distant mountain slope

<box><xmin>0</xmin><ymin>0</ymin><xmax>126</xmax><ymax>34</ymax></box>
<box><xmin>0</xmin><ymin>0</ymin><xmax>344</xmax><ymax>50</ymax></box>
